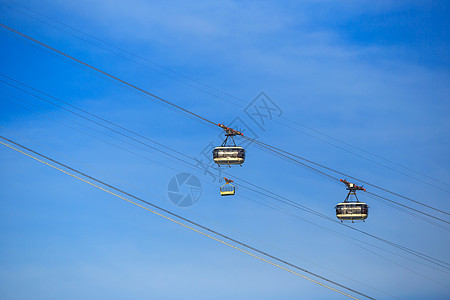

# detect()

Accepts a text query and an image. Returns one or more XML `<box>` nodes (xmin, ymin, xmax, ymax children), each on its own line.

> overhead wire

<box><xmin>3</xmin><ymin>92</ymin><xmax>449</xmax><ymax>282</ymax></box>
<box><xmin>0</xmin><ymin>22</ymin><xmax>218</xmax><ymax>128</ymax></box>
<box><xmin>0</xmin><ymin>135</ymin><xmax>373</xmax><ymax>300</ymax></box>
<box><xmin>238</xmin><ymin>178</ymin><xmax>450</xmax><ymax>271</ymax></box>
<box><xmin>244</xmin><ymin>137</ymin><xmax>450</xmax><ymax>226</ymax></box>
<box><xmin>2</xmin><ymin>128</ymin><xmax>448</xmax><ymax>292</ymax></box>
<box><xmin>244</xmin><ymin>136</ymin><xmax>450</xmax><ymax>218</ymax></box>
<box><xmin>363</xmin><ymin>192</ymin><xmax>450</xmax><ymax>232</ymax></box>
<box><xmin>1</xmin><ymin>102</ymin><xmax>448</xmax><ymax>292</ymax></box>
<box><xmin>1</xmin><ymin>7</ymin><xmax>449</xmax><ymax>297</ymax></box>
<box><xmin>3</xmin><ymin>73</ymin><xmax>445</xmax><ymax>233</ymax></box>
<box><xmin>0</xmin><ymin>1</ymin><xmax>247</xmax><ymax>109</ymax></box>
<box><xmin>1</xmin><ymin>75</ymin><xmax>449</xmax><ymax>272</ymax></box>
<box><xmin>3</xmin><ymin>0</ymin><xmax>449</xmax><ymax>195</ymax></box>
<box><xmin>278</xmin><ymin>117</ymin><xmax>450</xmax><ymax>189</ymax></box>
<box><xmin>0</xmin><ymin>125</ymin><xmax>403</xmax><ymax>299</ymax></box>
<box><xmin>0</xmin><ymin>21</ymin><xmax>447</xmax><ymax>224</ymax></box>
<box><xmin>239</xmin><ymin>190</ymin><xmax>450</xmax><ymax>284</ymax></box>
<box><xmin>274</xmin><ymin>118</ymin><xmax>450</xmax><ymax>194</ymax></box>
<box><xmin>0</xmin><ymin>115</ymin><xmax>447</xmax><ymax>294</ymax></box>
<box><xmin>0</xmin><ymin>96</ymin><xmax>197</xmax><ymax>174</ymax></box>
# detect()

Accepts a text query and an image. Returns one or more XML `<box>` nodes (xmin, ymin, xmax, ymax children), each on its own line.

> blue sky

<box><xmin>0</xmin><ymin>0</ymin><xmax>449</xmax><ymax>299</ymax></box>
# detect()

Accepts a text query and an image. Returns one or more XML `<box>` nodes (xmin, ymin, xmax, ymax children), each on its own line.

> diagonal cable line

<box><xmin>1</xmin><ymin>7</ymin><xmax>449</xmax><ymax>298</ymax></box>
<box><xmin>0</xmin><ymin>135</ymin><xmax>374</xmax><ymax>300</ymax></box>
<box><xmin>0</xmin><ymin>22</ymin><xmax>218</xmax><ymax>128</ymax></box>
<box><xmin>2</xmin><ymin>102</ymin><xmax>449</xmax><ymax>280</ymax></box>
<box><xmin>1</xmin><ymin>75</ymin><xmax>449</xmax><ymax>270</ymax></box>
<box><xmin>3</xmin><ymin>0</ymin><xmax>448</xmax><ymax>195</ymax></box>
<box><xmin>0</xmin><ymin>125</ymin><xmax>442</xmax><ymax>297</ymax></box>
<box><xmin>4</xmin><ymin>73</ymin><xmax>444</xmax><ymax>228</ymax></box>
<box><xmin>244</xmin><ymin>136</ymin><xmax>450</xmax><ymax>218</ymax></box>
<box><xmin>273</xmin><ymin>118</ymin><xmax>450</xmax><ymax>194</ymax></box>
<box><xmin>0</xmin><ymin>22</ymin><xmax>447</xmax><ymax>221</ymax></box>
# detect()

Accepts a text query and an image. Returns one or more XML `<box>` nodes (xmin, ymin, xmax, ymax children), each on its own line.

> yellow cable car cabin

<box><xmin>220</xmin><ymin>177</ymin><xmax>236</xmax><ymax>196</ymax></box>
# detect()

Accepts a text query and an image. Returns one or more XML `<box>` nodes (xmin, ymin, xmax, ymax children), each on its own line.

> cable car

<box><xmin>213</xmin><ymin>124</ymin><xmax>246</xmax><ymax>167</ymax></box>
<box><xmin>335</xmin><ymin>179</ymin><xmax>369</xmax><ymax>222</ymax></box>
<box><xmin>220</xmin><ymin>177</ymin><xmax>236</xmax><ymax>196</ymax></box>
<box><xmin>213</xmin><ymin>147</ymin><xmax>245</xmax><ymax>166</ymax></box>
<box><xmin>335</xmin><ymin>202</ymin><xmax>369</xmax><ymax>222</ymax></box>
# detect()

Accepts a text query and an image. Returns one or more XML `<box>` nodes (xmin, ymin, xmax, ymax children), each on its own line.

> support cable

<box><xmin>0</xmin><ymin>136</ymin><xmax>373</xmax><ymax>300</ymax></box>
<box><xmin>0</xmin><ymin>77</ymin><xmax>448</xmax><ymax>269</ymax></box>
<box><xmin>0</xmin><ymin>22</ymin><xmax>446</xmax><ymax>219</ymax></box>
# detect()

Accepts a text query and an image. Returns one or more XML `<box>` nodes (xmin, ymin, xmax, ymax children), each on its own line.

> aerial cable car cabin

<box><xmin>213</xmin><ymin>124</ymin><xmax>246</xmax><ymax>167</ymax></box>
<box><xmin>335</xmin><ymin>179</ymin><xmax>369</xmax><ymax>222</ymax></box>
<box><xmin>220</xmin><ymin>177</ymin><xmax>236</xmax><ymax>196</ymax></box>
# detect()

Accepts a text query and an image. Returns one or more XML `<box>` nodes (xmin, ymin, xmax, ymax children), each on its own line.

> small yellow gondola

<box><xmin>220</xmin><ymin>177</ymin><xmax>235</xmax><ymax>196</ymax></box>
<box><xmin>213</xmin><ymin>124</ymin><xmax>246</xmax><ymax>167</ymax></box>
